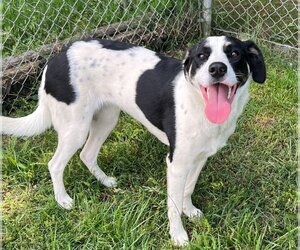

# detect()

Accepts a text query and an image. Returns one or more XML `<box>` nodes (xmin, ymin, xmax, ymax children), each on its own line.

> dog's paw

<box><xmin>102</xmin><ymin>176</ymin><xmax>117</xmax><ymax>188</ymax></box>
<box><xmin>170</xmin><ymin>228</ymin><xmax>189</xmax><ymax>247</ymax></box>
<box><xmin>183</xmin><ymin>204</ymin><xmax>203</xmax><ymax>219</ymax></box>
<box><xmin>56</xmin><ymin>194</ymin><xmax>73</xmax><ymax>210</ymax></box>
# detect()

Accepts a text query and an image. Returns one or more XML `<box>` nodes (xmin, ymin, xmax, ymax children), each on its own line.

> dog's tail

<box><xmin>1</xmin><ymin>102</ymin><xmax>51</xmax><ymax>137</ymax></box>
<box><xmin>1</xmin><ymin>66</ymin><xmax>52</xmax><ymax>137</ymax></box>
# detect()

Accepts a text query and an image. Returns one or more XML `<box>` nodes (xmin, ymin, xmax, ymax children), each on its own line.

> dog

<box><xmin>1</xmin><ymin>36</ymin><xmax>266</xmax><ymax>246</ymax></box>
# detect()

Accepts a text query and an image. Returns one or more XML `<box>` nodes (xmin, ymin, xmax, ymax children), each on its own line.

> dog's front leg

<box><xmin>166</xmin><ymin>156</ymin><xmax>191</xmax><ymax>246</ymax></box>
<box><xmin>183</xmin><ymin>156</ymin><xmax>207</xmax><ymax>219</ymax></box>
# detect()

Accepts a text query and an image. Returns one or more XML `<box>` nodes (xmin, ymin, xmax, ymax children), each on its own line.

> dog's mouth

<box><xmin>200</xmin><ymin>83</ymin><xmax>238</xmax><ymax>124</ymax></box>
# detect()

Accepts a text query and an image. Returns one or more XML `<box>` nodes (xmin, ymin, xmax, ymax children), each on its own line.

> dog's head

<box><xmin>184</xmin><ymin>36</ymin><xmax>266</xmax><ymax>124</ymax></box>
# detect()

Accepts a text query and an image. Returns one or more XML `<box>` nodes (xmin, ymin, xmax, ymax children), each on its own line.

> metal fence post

<box><xmin>202</xmin><ymin>0</ymin><xmax>212</xmax><ymax>37</ymax></box>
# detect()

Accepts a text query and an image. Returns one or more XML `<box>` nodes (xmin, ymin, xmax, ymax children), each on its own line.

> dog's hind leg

<box><xmin>80</xmin><ymin>105</ymin><xmax>120</xmax><ymax>188</ymax></box>
<box><xmin>48</xmin><ymin>114</ymin><xmax>92</xmax><ymax>209</ymax></box>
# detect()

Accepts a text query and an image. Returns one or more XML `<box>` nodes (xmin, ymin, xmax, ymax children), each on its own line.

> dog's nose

<box><xmin>209</xmin><ymin>62</ymin><xmax>227</xmax><ymax>78</ymax></box>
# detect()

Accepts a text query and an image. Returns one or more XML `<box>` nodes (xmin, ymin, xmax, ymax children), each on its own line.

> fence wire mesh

<box><xmin>212</xmin><ymin>0</ymin><xmax>298</xmax><ymax>48</ymax></box>
<box><xmin>2</xmin><ymin>0</ymin><xmax>298</xmax><ymax>114</ymax></box>
<box><xmin>2</xmin><ymin>0</ymin><xmax>202</xmax><ymax>113</ymax></box>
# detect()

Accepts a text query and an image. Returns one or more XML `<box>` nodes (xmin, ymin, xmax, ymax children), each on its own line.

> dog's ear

<box><xmin>183</xmin><ymin>50</ymin><xmax>192</xmax><ymax>78</ymax></box>
<box><xmin>243</xmin><ymin>40</ymin><xmax>266</xmax><ymax>83</ymax></box>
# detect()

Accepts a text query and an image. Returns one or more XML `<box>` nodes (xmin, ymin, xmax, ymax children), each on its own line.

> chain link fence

<box><xmin>2</xmin><ymin>0</ymin><xmax>298</xmax><ymax>114</ymax></box>
<box><xmin>2</xmin><ymin>0</ymin><xmax>203</xmax><ymax>113</ymax></box>
<box><xmin>212</xmin><ymin>0</ymin><xmax>298</xmax><ymax>49</ymax></box>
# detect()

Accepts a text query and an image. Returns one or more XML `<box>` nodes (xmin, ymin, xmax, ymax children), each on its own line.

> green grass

<box><xmin>2</xmin><ymin>47</ymin><xmax>297</xmax><ymax>249</ymax></box>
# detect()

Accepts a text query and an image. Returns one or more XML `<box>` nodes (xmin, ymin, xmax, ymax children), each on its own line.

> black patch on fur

<box><xmin>136</xmin><ymin>53</ymin><xmax>182</xmax><ymax>162</ymax></box>
<box><xmin>45</xmin><ymin>51</ymin><xmax>76</xmax><ymax>104</ymax></box>
<box><xmin>79</xmin><ymin>38</ymin><xmax>136</xmax><ymax>50</ymax></box>
<box><xmin>224</xmin><ymin>36</ymin><xmax>266</xmax><ymax>85</ymax></box>
<box><xmin>98</xmin><ymin>39</ymin><xmax>137</xmax><ymax>50</ymax></box>
<box><xmin>223</xmin><ymin>36</ymin><xmax>250</xmax><ymax>86</ymax></box>
<box><xmin>184</xmin><ymin>40</ymin><xmax>211</xmax><ymax>78</ymax></box>
<box><xmin>243</xmin><ymin>40</ymin><xmax>266</xmax><ymax>83</ymax></box>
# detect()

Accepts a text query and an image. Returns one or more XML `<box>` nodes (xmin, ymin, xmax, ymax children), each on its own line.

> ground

<box><xmin>2</xmin><ymin>46</ymin><xmax>297</xmax><ymax>249</ymax></box>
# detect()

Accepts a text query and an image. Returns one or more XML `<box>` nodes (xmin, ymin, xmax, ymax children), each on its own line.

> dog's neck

<box><xmin>175</xmin><ymin>71</ymin><xmax>206</xmax><ymax>111</ymax></box>
<box><xmin>174</xmin><ymin>71</ymin><xmax>251</xmax><ymax>129</ymax></box>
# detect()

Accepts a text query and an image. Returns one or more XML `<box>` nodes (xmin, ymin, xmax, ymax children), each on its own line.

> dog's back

<box><xmin>0</xmin><ymin>41</ymin><xmax>155</xmax><ymax>133</ymax></box>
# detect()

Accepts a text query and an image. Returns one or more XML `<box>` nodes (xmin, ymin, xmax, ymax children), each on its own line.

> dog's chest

<box><xmin>175</xmin><ymin>81</ymin><xmax>250</xmax><ymax>158</ymax></box>
<box><xmin>183</xmin><ymin>116</ymin><xmax>237</xmax><ymax>156</ymax></box>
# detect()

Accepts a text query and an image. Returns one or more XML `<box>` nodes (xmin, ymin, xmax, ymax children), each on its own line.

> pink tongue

<box><xmin>204</xmin><ymin>84</ymin><xmax>231</xmax><ymax>124</ymax></box>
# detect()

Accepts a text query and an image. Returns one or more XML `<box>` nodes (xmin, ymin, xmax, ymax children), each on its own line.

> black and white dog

<box><xmin>1</xmin><ymin>36</ymin><xmax>266</xmax><ymax>246</ymax></box>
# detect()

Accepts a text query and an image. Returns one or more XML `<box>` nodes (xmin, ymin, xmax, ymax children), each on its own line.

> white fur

<box><xmin>1</xmin><ymin>37</ymin><xmax>252</xmax><ymax>246</ymax></box>
<box><xmin>167</xmin><ymin>74</ymin><xmax>250</xmax><ymax>245</ymax></box>
<box><xmin>1</xmin><ymin>67</ymin><xmax>52</xmax><ymax>136</ymax></box>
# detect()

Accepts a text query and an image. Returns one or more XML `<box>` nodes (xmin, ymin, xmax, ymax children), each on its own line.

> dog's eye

<box><xmin>198</xmin><ymin>53</ymin><xmax>207</xmax><ymax>60</ymax></box>
<box><xmin>231</xmin><ymin>51</ymin><xmax>239</xmax><ymax>58</ymax></box>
